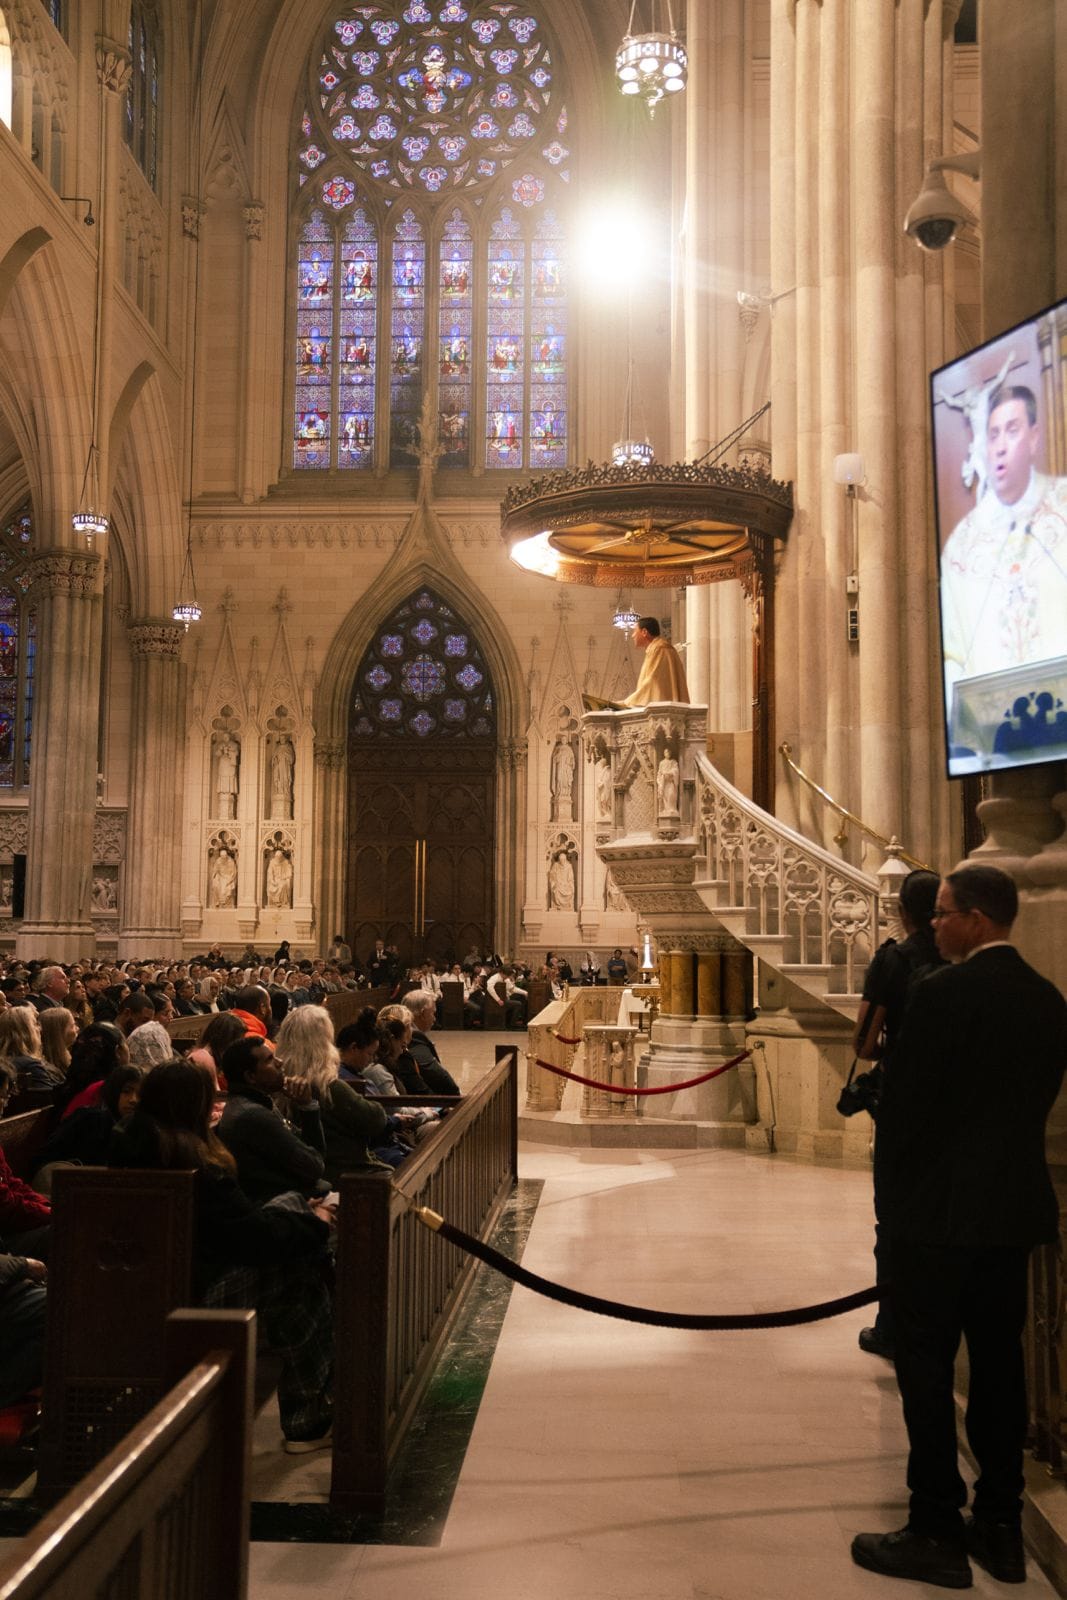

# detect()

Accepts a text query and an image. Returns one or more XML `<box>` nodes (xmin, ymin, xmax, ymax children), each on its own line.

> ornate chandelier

<box><xmin>615</xmin><ymin>0</ymin><xmax>687</xmax><ymax>115</ymax></box>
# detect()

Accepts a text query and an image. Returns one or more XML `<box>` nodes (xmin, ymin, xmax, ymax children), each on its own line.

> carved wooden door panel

<box><xmin>347</xmin><ymin>758</ymin><xmax>495</xmax><ymax>967</ymax></box>
<box><xmin>346</xmin><ymin>588</ymin><xmax>497</xmax><ymax>967</ymax></box>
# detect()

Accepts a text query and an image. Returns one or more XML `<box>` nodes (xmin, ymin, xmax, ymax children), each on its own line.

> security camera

<box><xmin>903</xmin><ymin>151</ymin><xmax>980</xmax><ymax>252</ymax></box>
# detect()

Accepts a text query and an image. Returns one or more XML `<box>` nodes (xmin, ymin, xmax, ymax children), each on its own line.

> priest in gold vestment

<box><xmin>622</xmin><ymin>617</ymin><xmax>690</xmax><ymax>706</ymax></box>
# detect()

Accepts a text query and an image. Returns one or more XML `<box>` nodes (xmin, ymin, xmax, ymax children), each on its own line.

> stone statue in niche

<box><xmin>214</xmin><ymin>733</ymin><xmax>240</xmax><ymax>820</ymax></box>
<box><xmin>209</xmin><ymin>846</ymin><xmax>238</xmax><ymax>908</ymax></box>
<box><xmin>594</xmin><ymin>756</ymin><xmax>612</xmax><ymax>822</ymax></box>
<box><xmin>550</xmin><ymin>739</ymin><xmax>576</xmax><ymax>820</ymax></box>
<box><xmin>270</xmin><ymin>735</ymin><xmax>295</xmax><ymax>819</ymax></box>
<box><xmin>548</xmin><ymin>848</ymin><xmax>576</xmax><ymax>912</ymax></box>
<box><xmin>91</xmin><ymin>874</ymin><xmax>117</xmax><ymax>912</ymax></box>
<box><xmin>656</xmin><ymin>755</ymin><xmax>680</xmax><ymax>816</ymax></box>
<box><xmin>266</xmin><ymin>847</ymin><xmax>293</xmax><ymax>909</ymax></box>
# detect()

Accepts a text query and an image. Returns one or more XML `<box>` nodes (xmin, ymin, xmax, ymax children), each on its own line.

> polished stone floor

<box><xmin>250</xmin><ymin>1032</ymin><xmax>1058</xmax><ymax>1599</ymax></box>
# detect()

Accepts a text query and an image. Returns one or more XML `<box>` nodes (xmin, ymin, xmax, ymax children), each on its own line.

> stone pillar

<box><xmin>696</xmin><ymin>948</ymin><xmax>721</xmax><ymax>1018</ymax></box>
<box><xmin>313</xmin><ymin>737</ymin><xmax>346</xmax><ymax>949</ymax></box>
<box><xmin>974</xmin><ymin>0</ymin><xmax>1067</xmax><ymax>984</ymax></box>
<box><xmin>238</xmin><ymin>202</ymin><xmax>265</xmax><ymax>503</ymax></box>
<box><xmin>672</xmin><ymin>949</ymin><xmax>695</xmax><ymax>1020</ymax></box>
<box><xmin>723</xmin><ymin>947</ymin><xmax>750</xmax><ymax>1018</ymax></box>
<box><xmin>118</xmin><ymin>621</ymin><xmax>186</xmax><ymax>957</ymax></box>
<box><xmin>17</xmin><ymin>552</ymin><xmax>102</xmax><ymax>959</ymax></box>
<box><xmin>853</xmin><ymin>0</ymin><xmax>903</xmax><ymax>868</ymax></box>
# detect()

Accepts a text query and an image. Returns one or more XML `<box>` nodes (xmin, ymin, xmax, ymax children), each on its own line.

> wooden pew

<box><xmin>35</xmin><ymin>1054</ymin><xmax>518</xmax><ymax>1516</ymax></box>
<box><xmin>0</xmin><ymin>1309</ymin><xmax>254</xmax><ymax>1600</ymax></box>
<box><xmin>37</xmin><ymin>1168</ymin><xmax>196</xmax><ymax>1504</ymax></box>
<box><xmin>439</xmin><ymin>982</ymin><xmax>465</xmax><ymax>1029</ymax></box>
<box><xmin>165</xmin><ymin>1012</ymin><xmax>212</xmax><ymax>1044</ymax></box>
<box><xmin>0</xmin><ymin>1106</ymin><xmax>54</xmax><ymax>1180</ymax></box>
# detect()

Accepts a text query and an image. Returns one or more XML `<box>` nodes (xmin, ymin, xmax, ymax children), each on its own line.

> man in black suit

<box><xmin>853</xmin><ymin>865</ymin><xmax>1067</xmax><ymax>1590</ymax></box>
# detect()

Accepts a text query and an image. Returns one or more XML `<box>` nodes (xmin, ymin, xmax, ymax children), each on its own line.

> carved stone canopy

<box><xmin>501</xmin><ymin>459</ymin><xmax>793</xmax><ymax>590</ymax></box>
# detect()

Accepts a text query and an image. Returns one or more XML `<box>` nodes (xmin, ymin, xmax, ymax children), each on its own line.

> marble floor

<box><xmin>250</xmin><ymin>1032</ymin><xmax>1058</xmax><ymax>1599</ymax></box>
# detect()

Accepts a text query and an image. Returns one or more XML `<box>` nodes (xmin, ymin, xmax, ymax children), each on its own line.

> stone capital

<box><xmin>95</xmin><ymin>36</ymin><xmax>132</xmax><ymax>94</ymax></box>
<box><xmin>127</xmin><ymin>619</ymin><xmax>186</xmax><ymax>659</ymax></box>
<box><xmin>181</xmin><ymin>197</ymin><xmax>206</xmax><ymax>240</ymax></box>
<box><xmin>28</xmin><ymin>549</ymin><xmax>100</xmax><ymax>600</ymax></box>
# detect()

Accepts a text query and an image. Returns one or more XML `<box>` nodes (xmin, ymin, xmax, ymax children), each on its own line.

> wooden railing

<box><xmin>331</xmin><ymin>1051</ymin><xmax>518</xmax><ymax>1512</ymax></box>
<box><xmin>0</xmin><ymin>1310</ymin><xmax>254</xmax><ymax>1600</ymax></box>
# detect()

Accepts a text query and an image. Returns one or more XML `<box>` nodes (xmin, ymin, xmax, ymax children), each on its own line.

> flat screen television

<box><xmin>931</xmin><ymin>294</ymin><xmax>1067</xmax><ymax>779</ymax></box>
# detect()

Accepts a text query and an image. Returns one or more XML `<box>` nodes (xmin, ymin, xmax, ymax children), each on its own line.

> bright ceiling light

<box><xmin>510</xmin><ymin>531</ymin><xmax>561</xmax><ymax>578</ymax></box>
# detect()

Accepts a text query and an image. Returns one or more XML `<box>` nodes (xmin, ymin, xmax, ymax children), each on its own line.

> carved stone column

<box><xmin>118</xmin><ymin>622</ymin><xmax>186</xmax><ymax>957</ymax></box>
<box><xmin>17</xmin><ymin>552</ymin><xmax>102</xmax><ymax>959</ymax></box>
<box><xmin>313</xmin><ymin>737</ymin><xmax>346</xmax><ymax>949</ymax></box>
<box><xmin>585</xmin><ymin>703</ymin><xmax>746</xmax><ymax>1143</ymax></box>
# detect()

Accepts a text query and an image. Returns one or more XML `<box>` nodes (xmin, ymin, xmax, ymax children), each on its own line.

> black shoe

<box><xmin>851</xmin><ymin>1527</ymin><xmax>972</xmax><ymax>1589</ymax></box>
<box><xmin>965</xmin><ymin>1517</ymin><xmax>1026</xmax><ymax>1584</ymax></box>
<box><xmin>858</xmin><ymin>1325</ymin><xmax>895</xmax><ymax>1360</ymax></box>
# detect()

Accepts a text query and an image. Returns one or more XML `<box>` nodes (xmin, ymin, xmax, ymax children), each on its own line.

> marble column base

<box><xmin>16</xmin><ymin>920</ymin><xmax>97</xmax><ymax>961</ymax></box>
<box><xmin>642</xmin><ymin>1016</ymin><xmax>748</xmax><ymax>1123</ymax></box>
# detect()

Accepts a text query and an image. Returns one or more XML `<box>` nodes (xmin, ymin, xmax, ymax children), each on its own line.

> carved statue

<box><xmin>209</xmin><ymin>847</ymin><xmax>238</xmax><ymax>909</ymax></box>
<box><xmin>266</xmin><ymin>847</ymin><xmax>293</xmax><ymax>909</ymax></box>
<box><xmin>270</xmin><ymin>735</ymin><xmax>295</xmax><ymax>819</ymax></box>
<box><xmin>91</xmin><ymin>875</ymin><xmax>117</xmax><ymax>912</ymax></box>
<box><xmin>657</xmin><ymin>755</ymin><xmax>680</xmax><ymax>816</ymax></box>
<box><xmin>550</xmin><ymin>739</ymin><xmax>576</xmax><ymax>819</ymax></box>
<box><xmin>595</xmin><ymin>756</ymin><xmax>612</xmax><ymax>822</ymax></box>
<box><xmin>548</xmin><ymin>849</ymin><xmax>575</xmax><ymax>912</ymax></box>
<box><xmin>214</xmin><ymin>733</ymin><xmax>240</xmax><ymax>820</ymax></box>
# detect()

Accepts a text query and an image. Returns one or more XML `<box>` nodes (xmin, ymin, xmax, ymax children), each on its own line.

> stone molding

<box><xmin>95</xmin><ymin>35</ymin><xmax>132</xmax><ymax>93</ymax></box>
<box><xmin>0</xmin><ymin>811</ymin><xmax>28</xmax><ymax>856</ymax></box>
<box><xmin>27</xmin><ymin>550</ymin><xmax>100</xmax><ymax>599</ymax></box>
<box><xmin>127</xmin><ymin>619</ymin><xmax>185</xmax><ymax>659</ymax></box>
<box><xmin>194</xmin><ymin>519</ymin><xmax>498</xmax><ymax>551</ymax></box>
<box><xmin>242</xmin><ymin>201</ymin><xmax>265</xmax><ymax>241</ymax></box>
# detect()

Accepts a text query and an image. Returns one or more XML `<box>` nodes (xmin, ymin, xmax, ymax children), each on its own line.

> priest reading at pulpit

<box><xmin>622</xmin><ymin>617</ymin><xmax>690</xmax><ymax>706</ymax></box>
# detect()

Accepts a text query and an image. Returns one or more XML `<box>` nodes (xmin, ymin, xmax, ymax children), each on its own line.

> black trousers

<box><xmin>891</xmin><ymin>1238</ymin><xmax>1030</xmax><ymax>1537</ymax></box>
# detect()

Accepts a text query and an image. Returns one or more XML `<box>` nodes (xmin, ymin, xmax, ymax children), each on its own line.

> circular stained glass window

<box><xmin>350</xmin><ymin>587</ymin><xmax>495</xmax><ymax>739</ymax></box>
<box><xmin>304</xmin><ymin>2</ymin><xmax>565</xmax><ymax>197</ymax></box>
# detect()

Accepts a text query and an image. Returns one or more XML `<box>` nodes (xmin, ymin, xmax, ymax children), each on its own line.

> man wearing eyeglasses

<box><xmin>853</xmin><ymin>864</ymin><xmax>1067</xmax><ymax>1590</ymax></box>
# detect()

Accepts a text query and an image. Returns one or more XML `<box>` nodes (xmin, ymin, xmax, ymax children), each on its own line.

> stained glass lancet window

<box><xmin>351</xmin><ymin>589</ymin><xmax>495</xmax><ymax>740</ymax></box>
<box><xmin>291</xmin><ymin>1</ymin><xmax>570</xmax><ymax>475</ymax></box>
<box><xmin>339</xmin><ymin>209</ymin><xmax>378</xmax><ymax>466</ymax></box>
<box><xmin>0</xmin><ymin>501</ymin><xmax>37</xmax><ymax>789</ymax></box>
<box><xmin>439</xmin><ymin>211</ymin><xmax>472</xmax><ymax>467</ymax></box>
<box><xmin>390</xmin><ymin>210</ymin><xmax>425</xmax><ymax>465</ymax></box>
<box><xmin>125</xmin><ymin>3</ymin><xmax>160</xmax><ymax>188</ymax></box>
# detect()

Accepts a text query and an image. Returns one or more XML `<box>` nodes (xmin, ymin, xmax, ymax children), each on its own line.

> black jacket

<box><xmin>879</xmin><ymin>945</ymin><xmax>1067</xmax><ymax>1249</ymax></box>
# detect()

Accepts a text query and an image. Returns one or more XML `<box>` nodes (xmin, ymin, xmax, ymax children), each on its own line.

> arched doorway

<box><xmin>346</xmin><ymin>586</ymin><xmax>496</xmax><ymax>967</ymax></box>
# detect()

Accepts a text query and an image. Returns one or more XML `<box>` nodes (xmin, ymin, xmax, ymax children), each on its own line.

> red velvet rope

<box><xmin>535</xmin><ymin>1048</ymin><xmax>750</xmax><ymax>1096</ymax></box>
<box><xmin>554</xmin><ymin>1032</ymin><xmax>583</xmax><ymax>1045</ymax></box>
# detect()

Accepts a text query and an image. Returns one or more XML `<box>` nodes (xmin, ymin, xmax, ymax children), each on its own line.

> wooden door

<box><xmin>345</xmin><ymin>587</ymin><xmax>498</xmax><ymax>969</ymax></box>
<box><xmin>347</xmin><ymin>748</ymin><xmax>495</xmax><ymax>967</ymax></box>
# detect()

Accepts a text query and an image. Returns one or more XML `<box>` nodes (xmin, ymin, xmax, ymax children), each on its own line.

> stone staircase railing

<box><xmin>693</xmin><ymin>751</ymin><xmax>888</xmax><ymax>1021</ymax></box>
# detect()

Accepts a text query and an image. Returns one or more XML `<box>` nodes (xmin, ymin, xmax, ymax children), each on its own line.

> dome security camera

<box><xmin>903</xmin><ymin>151</ymin><xmax>980</xmax><ymax>252</ymax></box>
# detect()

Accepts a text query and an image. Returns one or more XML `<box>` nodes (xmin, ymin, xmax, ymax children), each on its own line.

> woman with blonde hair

<box><xmin>0</xmin><ymin>1006</ymin><xmax>51</xmax><ymax>1089</ymax></box>
<box><xmin>375</xmin><ymin>1003</ymin><xmax>431</xmax><ymax>1093</ymax></box>
<box><xmin>39</xmin><ymin>1007</ymin><xmax>78</xmax><ymax>1083</ymax></box>
<box><xmin>274</xmin><ymin>1005</ymin><xmax>389</xmax><ymax>1182</ymax></box>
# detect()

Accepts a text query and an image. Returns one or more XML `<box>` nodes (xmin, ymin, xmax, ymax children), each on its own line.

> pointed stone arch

<box><xmin>110</xmin><ymin>361</ymin><xmax>183</xmax><ymax>614</ymax></box>
<box><xmin>314</xmin><ymin>555</ymin><xmax>527</xmax><ymax>952</ymax></box>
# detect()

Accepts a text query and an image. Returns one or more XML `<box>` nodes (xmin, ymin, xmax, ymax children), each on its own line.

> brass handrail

<box><xmin>778</xmin><ymin>743</ymin><xmax>933</xmax><ymax>872</ymax></box>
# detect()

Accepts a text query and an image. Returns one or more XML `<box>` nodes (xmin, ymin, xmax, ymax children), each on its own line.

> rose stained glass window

<box><xmin>351</xmin><ymin>589</ymin><xmax>494</xmax><ymax>740</ymax></box>
<box><xmin>0</xmin><ymin>501</ymin><xmax>38</xmax><ymax>790</ymax></box>
<box><xmin>292</xmin><ymin>1</ymin><xmax>568</xmax><ymax>476</ymax></box>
